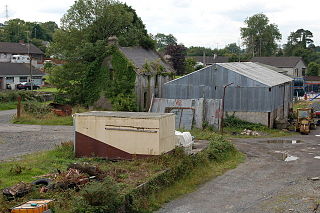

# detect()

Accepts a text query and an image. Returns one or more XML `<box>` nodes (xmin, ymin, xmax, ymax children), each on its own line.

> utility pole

<box><xmin>26</xmin><ymin>31</ymin><xmax>33</xmax><ymax>90</ymax></box>
<box><xmin>220</xmin><ymin>82</ymin><xmax>234</xmax><ymax>135</ymax></box>
<box><xmin>5</xmin><ymin>5</ymin><xmax>8</xmax><ymax>20</ymax></box>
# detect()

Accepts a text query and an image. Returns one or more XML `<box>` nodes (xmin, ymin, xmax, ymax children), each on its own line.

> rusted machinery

<box><xmin>294</xmin><ymin>108</ymin><xmax>316</xmax><ymax>134</ymax></box>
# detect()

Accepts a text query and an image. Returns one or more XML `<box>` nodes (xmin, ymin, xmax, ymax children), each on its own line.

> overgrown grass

<box><xmin>222</xmin><ymin>114</ymin><xmax>296</xmax><ymax>138</ymax></box>
<box><xmin>293</xmin><ymin>100</ymin><xmax>313</xmax><ymax>111</ymax></box>
<box><xmin>37</xmin><ymin>87</ymin><xmax>58</xmax><ymax>93</ymax></box>
<box><xmin>0</xmin><ymin>136</ymin><xmax>243</xmax><ymax>212</ymax></box>
<box><xmin>12</xmin><ymin>113</ymin><xmax>73</xmax><ymax>126</ymax></box>
<box><xmin>0</xmin><ymin>102</ymin><xmax>17</xmax><ymax>111</ymax></box>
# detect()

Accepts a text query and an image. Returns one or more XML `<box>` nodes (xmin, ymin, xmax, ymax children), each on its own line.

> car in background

<box><xmin>16</xmin><ymin>82</ymin><xmax>40</xmax><ymax>90</ymax></box>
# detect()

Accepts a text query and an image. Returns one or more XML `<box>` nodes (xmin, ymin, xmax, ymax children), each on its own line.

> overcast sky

<box><xmin>0</xmin><ymin>0</ymin><xmax>319</xmax><ymax>48</ymax></box>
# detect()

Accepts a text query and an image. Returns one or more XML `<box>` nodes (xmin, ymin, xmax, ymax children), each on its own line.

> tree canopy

<box><xmin>48</xmin><ymin>0</ymin><xmax>154</xmax><ymax>106</ymax></box>
<box><xmin>154</xmin><ymin>33</ymin><xmax>177</xmax><ymax>50</ymax></box>
<box><xmin>0</xmin><ymin>19</ymin><xmax>58</xmax><ymax>52</ymax></box>
<box><xmin>241</xmin><ymin>13</ymin><xmax>281</xmax><ymax>56</ymax></box>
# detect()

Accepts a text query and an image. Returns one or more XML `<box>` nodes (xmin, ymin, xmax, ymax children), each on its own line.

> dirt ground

<box><xmin>0</xmin><ymin>110</ymin><xmax>74</xmax><ymax>161</ymax></box>
<box><xmin>158</xmin><ymin>128</ymin><xmax>320</xmax><ymax>213</ymax></box>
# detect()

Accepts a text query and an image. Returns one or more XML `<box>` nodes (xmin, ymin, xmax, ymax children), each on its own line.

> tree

<box><xmin>49</xmin><ymin>0</ymin><xmax>151</xmax><ymax>60</ymax></box>
<box><xmin>307</xmin><ymin>62</ymin><xmax>320</xmax><ymax>76</ymax></box>
<box><xmin>185</xmin><ymin>57</ymin><xmax>196</xmax><ymax>74</ymax></box>
<box><xmin>284</xmin><ymin>29</ymin><xmax>314</xmax><ymax>56</ymax></box>
<box><xmin>165</xmin><ymin>44</ymin><xmax>187</xmax><ymax>75</ymax></box>
<box><xmin>154</xmin><ymin>33</ymin><xmax>177</xmax><ymax>50</ymax></box>
<box><xmin>187</xmin><ymin>46</ymin><xmax>213</xmax><ymax>56</ymax></box>
<box><xmin>240</xmin><ymin>13</ymin><xmax>281</xmax><ymax>56</ymax></box>
<box><xmin>224</xmin><ymin>43</ymin><xmax>241</xmax><ymax>54</ymax></box>
<box><xmin>48</xmin><ymin>0</ymin><xmax>152</xmax><ymax>106</ymax></box>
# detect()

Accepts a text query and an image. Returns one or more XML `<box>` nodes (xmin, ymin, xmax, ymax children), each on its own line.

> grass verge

<box><xmin>37</xmin><ymin>87</ymin><xmax>58</xmax><ymax>93</ymax></box>
<box><xmin>12</xmin><ymin>113</ymin><xmax>73</xmax><ymax>126</ymax></box>
<box><xmin>0</xmin><ymin>102</ymin><xmax>17</xmax><ymax>111</ymax></box>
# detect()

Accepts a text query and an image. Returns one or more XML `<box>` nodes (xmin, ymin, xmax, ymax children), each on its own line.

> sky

<box><xmin>0</xmin><ymin>0</ymin><xmax>320</xmax><ymax>48</ymax></box>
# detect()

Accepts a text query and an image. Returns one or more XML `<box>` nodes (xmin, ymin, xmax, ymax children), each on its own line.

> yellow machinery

<box><xmin>11</xmin><ymin>199</ymin><xmax>53</xmax><ymax>213</ymax></box>
<box><xmin>294</xmin><ymin>108</ymin><xmax>316</xmax><ymax>134</ymax></box>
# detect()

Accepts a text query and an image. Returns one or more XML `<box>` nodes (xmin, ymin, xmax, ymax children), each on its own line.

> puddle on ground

<box><xmin>267</xmin><ymin>139</ymin><xmax>302</xmax><ymax>144</ymax></box>
<box><xmin>314</xmin><ymin>156</ymin><xmax>320</xmax><ymax>159</ymax></box>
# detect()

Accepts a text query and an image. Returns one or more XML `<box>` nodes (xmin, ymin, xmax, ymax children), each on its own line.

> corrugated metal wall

<box><xmin>161</xmin><ymin>65</ymin><xmax>293</xmax><ymax>112</ymax></box>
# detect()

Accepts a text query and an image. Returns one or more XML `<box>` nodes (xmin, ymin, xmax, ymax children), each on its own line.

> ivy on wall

<box><xmin>104</xmin><ymin>47</ymin><xmax>137</xmax><ymax>111</ymax></box>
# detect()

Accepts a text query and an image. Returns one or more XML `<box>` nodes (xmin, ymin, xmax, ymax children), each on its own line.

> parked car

<box><xmin>16</xmin><ymin>82</ymin><xmax>40</xmax><ymax>90</ymax></box>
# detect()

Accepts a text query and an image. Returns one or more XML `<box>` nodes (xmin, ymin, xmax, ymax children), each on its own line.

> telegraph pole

<box><xmin>5</xmin><ymin>5</ymin><xmax>8</xmax><ymax>20</ymax></box>
<box><xmin>26</xmin><ymin>31</ymin><xmax>33</xmax><ymax>90</ymax></box>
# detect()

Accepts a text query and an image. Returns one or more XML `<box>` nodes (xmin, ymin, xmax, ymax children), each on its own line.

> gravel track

<box><xmin>0</xmin><ymin>110</ymin><xmax>74</xmax><ymax>161</ymax></box>
<box><xmin>158</xmin><ymin>129</ymin><xmax>320</xmax><ymax>213</ymax></box>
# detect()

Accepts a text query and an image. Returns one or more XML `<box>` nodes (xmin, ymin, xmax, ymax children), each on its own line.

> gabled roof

<box><xmin>189</xmin><ymin>56</ymin><xmax>229</xmax><ymax>64</ymax></box>
<box><xmin>304</xmin><ymin>76</ymin><xmax>320</xmax><ymax>81</ymax></box>
<box><xmin>218</xmin><ymin>62</ymin><xmax>293</xmax><ymax>87</ymax></box>
<box><xmin>251</xmin><ymin>56</ymin><xmax>305</xmax><ymax>68</ymax></box>
<box><xmin>0</xmin><ymin>42</ymin><xmax>43</xmax><ymax>55</ymax></box>
<box><xmin>255</xmin><ymin>62</ymin><xmax>288</xmax><ymax>75</ymax></box>
<box><xmin>0</xmin><ymin>63</ymin><xmax>45</xmax><ymax>76</ymax></box>
<box><xmin>119</xmin><ymin>47</ymin><xmax>174</xmax><ymax>73</ymax></box>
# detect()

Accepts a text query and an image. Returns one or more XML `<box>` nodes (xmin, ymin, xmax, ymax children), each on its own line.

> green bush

<box><xmin>206</xmin><ymin>135</ymin><xmax>236</xmax><ymax>162</ymax></box>
<box><xmin>72</xmin><ymin>178</ymin><xmax>124</xmax><ymax>213</ymax></box>
<box><xmin>111</xmin><ymin>93</ymin><xmax>137</xmax><ymax>112</ymax></box>
<box><xmin>224</xmin><ymin>113</ymin><xmax>267</xmax><ymax>130</ymax></box>
<box><xmin>23</xmin><ymin>101</ymin><xmax>51</xmax><ymax>116</ymax></box>
<box><xmin>0</xmin><ymin>91</ymin><xmax>45</xmax><ymax>103</ymax></box>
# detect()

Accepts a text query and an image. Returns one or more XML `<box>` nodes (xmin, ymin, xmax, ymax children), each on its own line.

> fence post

<box><xmin>17</xmin><ymin>96</ymin><xmax>21</xmax><ymax>119</ymax></box>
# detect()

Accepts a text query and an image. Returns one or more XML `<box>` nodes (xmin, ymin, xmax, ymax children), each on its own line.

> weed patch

<box><xmin>0</xmin><ymin>136</ymin><xmax>243</xmax><ymax>213</ymax></box>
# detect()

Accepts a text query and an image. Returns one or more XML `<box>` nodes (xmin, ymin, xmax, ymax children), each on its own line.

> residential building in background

<box><xmin>251</xmin><ymin>56</ymin><xmax>306</xmax><ymax>77</ymax></box>
<box><xmin>0</xmin><ymin>41</ymin><xmax>44</xmax><ymax>63</ymax></box>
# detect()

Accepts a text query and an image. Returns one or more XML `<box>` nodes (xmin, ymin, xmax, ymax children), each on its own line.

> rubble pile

<box><xmin>240</xmin><ymin>129</ymin><xmax>261</xmax><ymax>136</ymax></box>
<box><xmin>2</xmin><ymin>182</ymin><xmax>32</xmax><ymax>199</ymax></box>
<box><xmin>2</xmin><ymin>163</ymin><xmax>104</xmax><ymax>199</ymax></box>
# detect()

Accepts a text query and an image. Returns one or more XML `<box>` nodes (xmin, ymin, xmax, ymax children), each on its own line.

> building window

<box><xmin>20</xmin><ymin>77</ymin><xmax>28</xmax><ymax>82</ymax></box>
<box><xmin>302</xmin><ymin>68</ymin><xmax>306</xmax><ymax>76</ymax></box>
<box><xmin>295</xmin><ymin>68</ymin><xmax>298</xmax><ymax>77</ymax></box>
<box><xmin>6</xmin><ymin>77</ymin><xmax>14</xmax><ymax>83</ymax></box>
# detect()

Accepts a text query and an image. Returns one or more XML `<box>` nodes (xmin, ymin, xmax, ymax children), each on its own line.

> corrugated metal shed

<box><xmin>161</xmin><ymin>62</ymin><xmax>293</xmax><ymax>113</ymax></box>
<box><xmin>218</xmin><ymin>62</ymin><xmax>292</xmax><ymax>87</ymax></box>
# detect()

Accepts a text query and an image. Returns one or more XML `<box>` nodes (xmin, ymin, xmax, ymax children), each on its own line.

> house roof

<box><xmin>250</xmin><ymin>56</ymin><xmax>305</xmax><ymax>68</ymax></box>
<box><xmin>0</xmin><ymin>63</ymin><xmax>45</xmax><ymax>76</ymax></box>
<box><xmin>254</xmin><ymin>62</ymin><xmax>288</xmax><ymax>75</ymax></box>
<box><xmin>304</xmin><ymin>76</ymin><xmax>320</xmax><ymax>81</ymax></box>
<box><xmin>218</xmin><ymin>62</ymin><xmax>293</xmax><ymax>87</ymax></box>
<box><xmin>0</xmin><ymin>42</ymin><xmax>43</xmax><ymax>55</ymax></box>
<box><xmin>119</xmin><ymin>47</ymin><xmax>174</xmax><ymax>73</ymax></box>
<box><xmin>189</xmin><ymin>56</ymin><xmax>229</xmax><ymax>64</ymax></box>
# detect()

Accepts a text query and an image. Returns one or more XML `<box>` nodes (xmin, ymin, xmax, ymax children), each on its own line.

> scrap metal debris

<box><xmin>2</xmin><ymin>182</ymin><xmax>32</xmax><ymax>199</ymax></box>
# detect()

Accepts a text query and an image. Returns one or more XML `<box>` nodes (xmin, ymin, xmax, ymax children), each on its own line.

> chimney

<box><xmin>107</xmin><ymin>36</ymin><xmax>118</xmax><ymax>46</ymax></box>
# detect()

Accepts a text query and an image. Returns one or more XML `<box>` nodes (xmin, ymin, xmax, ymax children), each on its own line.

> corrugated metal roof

<box><xmin>218</xmin><ymin>62</ymin><xmax>293</xmax><ymax>87</ymax></box>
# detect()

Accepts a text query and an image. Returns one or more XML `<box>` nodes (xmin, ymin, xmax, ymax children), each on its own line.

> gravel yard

<box><xmin>0</xmin><ymin>110</ymin><xmax>74</xmax><ymax>161</ymax></box>
<box><xmin>158</xmin><ymin>128</ymin><xmax>320</xmax><ymax>213</ymax></box>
